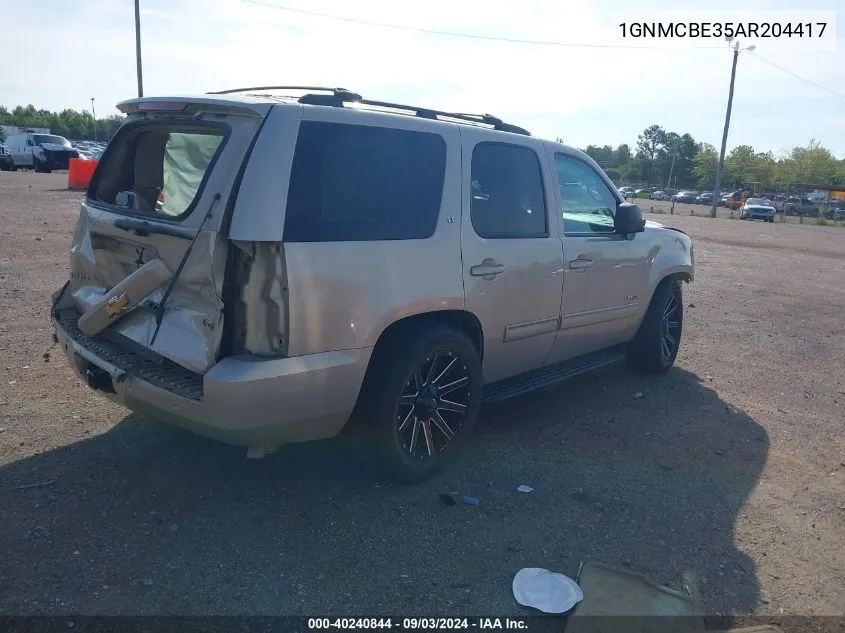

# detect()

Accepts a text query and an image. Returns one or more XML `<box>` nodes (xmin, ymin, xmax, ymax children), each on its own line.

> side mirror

<box><xmin>615</xmin><ymin>201</ymin><xmax>646</xmax><ymax>234</ymax></box>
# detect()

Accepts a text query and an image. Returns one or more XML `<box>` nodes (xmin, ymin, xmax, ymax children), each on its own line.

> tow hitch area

<box><xmin>73</xmin><ymin>353</ymin><xmax>116</xmax><ymax>394</ymax></box>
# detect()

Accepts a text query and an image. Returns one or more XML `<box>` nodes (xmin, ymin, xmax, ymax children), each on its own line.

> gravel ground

<box><xmin>0</xmin><ymin>171</ymin><xmax>843</xmax><ymax>617</ymax></box>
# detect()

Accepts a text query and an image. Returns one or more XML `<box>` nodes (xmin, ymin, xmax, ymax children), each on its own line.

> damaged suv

<box><xmin>5</xmin><ymin>132</ymin><xmax>80</xmax><ymax>172</ymax></box>
<box><xmin>51</xmin><ymin>87</ymin><xmax>694</xmax><ymax>482</ymax></box>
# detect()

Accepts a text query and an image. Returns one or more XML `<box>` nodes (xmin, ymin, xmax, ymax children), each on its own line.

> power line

<box><xmin>748</xmin><ymin>51</ymin><xmax>845</xmax><ymax>101</ymax></box>
<box><xmin>243</xmin><ymin>0</ymin><xmax>723</xmax><ymax>50</ymax></box>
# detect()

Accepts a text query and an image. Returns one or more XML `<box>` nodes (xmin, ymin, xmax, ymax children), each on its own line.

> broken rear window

<box><xmin>90</xmin><ymin>123</ymin><xmax>225</xmax><ymax>219</ymax></box>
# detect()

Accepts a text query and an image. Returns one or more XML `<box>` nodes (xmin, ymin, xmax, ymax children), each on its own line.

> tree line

<box><xmin>0</xmin><ymin>105</ymin><xmax>124</xmax><ymax>143</ymax></box>
<box><xmin>2</xmin><ymin>105</ymin><xmax>843</xmax><ymax>189</ymax></box>
<box><xmin>581</xmin><ymin>124</ymin><xmax>845</xmax><ymax>191</ymax></box>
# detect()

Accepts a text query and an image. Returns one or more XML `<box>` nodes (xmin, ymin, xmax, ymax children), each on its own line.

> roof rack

<box><xmin>207</xmin><ymin>85</ymin><xmax>361</xmax><ymax>98</ymax></box>
<box><xmin>206</xmin><ymin>86</ymin><xmax>530</xmax><ymax>136</ymax></box>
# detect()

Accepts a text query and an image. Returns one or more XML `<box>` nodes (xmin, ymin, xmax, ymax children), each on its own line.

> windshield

<box><xmin>33</xmin><ymin>134</ymin><xmax>71</xmax><ymax>146</ymax></box>
<box><xmin>747</xmin><ymin>198</ymin><xmax>771</xmax><ymax>206</ymax></box>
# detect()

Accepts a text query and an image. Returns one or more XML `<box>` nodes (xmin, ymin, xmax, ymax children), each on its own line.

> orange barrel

<box><xmin>67</xmin><ymin>158</ymin><xmax>99</xmax><ymax>190</ymax></box>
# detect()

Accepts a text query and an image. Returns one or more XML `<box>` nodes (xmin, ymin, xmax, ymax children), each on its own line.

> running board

<box><xmin>482</xmin><ymin>344</ymin><xmax>627</xmax><ymax>403</ymax></box>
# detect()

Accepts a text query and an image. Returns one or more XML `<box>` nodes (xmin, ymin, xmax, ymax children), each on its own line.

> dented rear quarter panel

<box><xmin>283</xmin><ymin>116</ymin><xmax>464</xmax><ymax>357</ymax></box>
<box><xmin>230</xmin><ymin>103</ymin><xmax>467</xmax><ymax>357</ymax></box>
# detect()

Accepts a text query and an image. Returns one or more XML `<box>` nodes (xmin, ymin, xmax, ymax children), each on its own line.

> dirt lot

<box><xmin>1</xmin><ymin>171</ymin><xmax>843</xmax><ymax>618</ymax></box>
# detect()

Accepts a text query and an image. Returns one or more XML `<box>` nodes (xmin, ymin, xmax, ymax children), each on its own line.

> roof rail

<box><xmin>347</xmin><ymin>98</ymin><xmax>530</xmax><ymax>135</ymax></box>
<box><xmin>206</xmin><ymin>86</ymin><xmax>530</xmax><ymax>135</ymax></box>
<box><xmin>207</xmin><ymin>86</ymin><xmax>362</xmax><ymax>101</ymax></box>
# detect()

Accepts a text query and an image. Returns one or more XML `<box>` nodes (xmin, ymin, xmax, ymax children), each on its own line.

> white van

<box><xmin>4</xmin><ymin>132</ymin><xmax>79</xmax><ymax>172</ymax></box>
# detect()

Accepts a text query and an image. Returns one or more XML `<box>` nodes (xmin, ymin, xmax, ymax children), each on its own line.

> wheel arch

<box><xmin>370</xmin><ymin>309</ymin><xmax>484</xmax><ymax>364</ymax></box>
<box><xmin>345</xmin><ymin>309</ymin><xmax>485</xmax><ymax>442</ymax></box>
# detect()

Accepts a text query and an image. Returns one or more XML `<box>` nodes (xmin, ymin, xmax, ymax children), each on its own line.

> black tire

<box><xmin>32</xmin><ymin>157</ymin><xmax>42</xmax><ymax>173</ymax></box>
<box><xmin>626</xmin><ymin>278</ymin><xmax>684</xmax><ymax>374</ymax></box>
<box><xmin>351</xmin><ymin>325</ymin><xmax>483</xmax><ymax>483</ymax></box>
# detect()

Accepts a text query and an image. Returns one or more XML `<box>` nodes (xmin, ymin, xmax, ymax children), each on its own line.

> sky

<box><xmin>1</xmin><ymin>0</ymin><xmax>843</xmax><ymax>156</ymax></box>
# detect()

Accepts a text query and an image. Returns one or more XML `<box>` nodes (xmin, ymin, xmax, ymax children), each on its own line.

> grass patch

<box><xmin>815</xmin><ymin>216</ymin><xmax>830</xmax><ymax>226</ymax></box>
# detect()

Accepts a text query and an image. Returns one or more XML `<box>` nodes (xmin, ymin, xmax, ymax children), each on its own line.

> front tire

<box><xmin>626</xmin><ymin>278</ymin><xmax>684</xmax><ymax>374</ymax></box>
<box><xmin>353</xmin><ymin>325</ymin><xmax>483</xmax><ymax>483</ymax></box>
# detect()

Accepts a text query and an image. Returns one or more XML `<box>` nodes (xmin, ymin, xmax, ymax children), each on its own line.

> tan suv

<box><xmin>50</xmin><ymin>87</ymin><xmax>694</xmax><ymax>482</ymax></box>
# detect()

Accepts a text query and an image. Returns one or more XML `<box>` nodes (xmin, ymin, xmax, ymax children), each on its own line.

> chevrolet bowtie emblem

<box><xmin>105</xmin><ymin>293</ymin><xmax>129</xmax><ymax>318</ymax></box>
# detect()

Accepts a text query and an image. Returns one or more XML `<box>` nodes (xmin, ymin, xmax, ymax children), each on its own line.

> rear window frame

<box><xmin>86</xmin><ymin>118</ymin><xmax>231</xmax><ymax>223</ymax></box>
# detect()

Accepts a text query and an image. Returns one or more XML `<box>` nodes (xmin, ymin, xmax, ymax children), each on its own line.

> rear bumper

<box><xmin>51</xmin><ymin>288</ymin><xmax>371</xmax><ymax>449</ymax></box>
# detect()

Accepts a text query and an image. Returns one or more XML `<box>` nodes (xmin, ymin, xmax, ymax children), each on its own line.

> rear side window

<box><xmin>470</xmin><ymin>143</ymin><xmax>547</xmax><ymax>239</ymax></box>
<box><xmin>284</xmin><ymin>122</ymin><xmax>447</xmax><ymax>242</ymax></box>
<box><xmin>90</xmin><ymin>124</ymin><xmax>225</xmax><ymax>219</ymax></box>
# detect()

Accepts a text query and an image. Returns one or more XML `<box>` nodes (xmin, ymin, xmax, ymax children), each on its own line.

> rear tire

<box><xmin>626</xmin><ymin>278</ymin><xmax>684</xmax><ymax>375</ymax></box>
<box><xmin>351</xmin><ymin>325</ymin><xmax>483</xmax><ymax>483</ymax></box>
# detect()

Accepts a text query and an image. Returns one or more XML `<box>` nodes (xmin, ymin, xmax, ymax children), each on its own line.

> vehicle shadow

<box><xmin>0</xmin><ymin>367</ymin><xmax>767</xmax><ymax>616</ymax></box>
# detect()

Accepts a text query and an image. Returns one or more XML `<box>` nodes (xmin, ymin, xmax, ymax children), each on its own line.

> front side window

<box><xmin>284</xmin><ymin>122</ymin><xmax>447</xmax><ymax>242</ymax></box>
<box><xmin>90</xmin><ymin>125</ymin><xmax>224</xmax><ymax>218</ymax></box>
<box><xmin>470</xmin><ymin>143</ymin><xmax>547</xmax><ymax>239</ymax></box>
<box><xmin>554</xmin><ymin>154</ymin><xmax>618</xmax><ymax>235</ymax></box>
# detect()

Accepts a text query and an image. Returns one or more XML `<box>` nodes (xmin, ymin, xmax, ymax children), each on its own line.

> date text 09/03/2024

<box><xmin>619</xmin><ymin>22</ymin><xmax>827</xmax><ymax>38</ymax></box>
<box><xmin>307</xmin><ymin>618</ymin><xmax>529</xmax><ymax>630</ymax></box>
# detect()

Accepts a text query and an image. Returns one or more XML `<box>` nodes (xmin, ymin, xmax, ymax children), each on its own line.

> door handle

<box><xmin>470</xmin><ymin>259</ymin><xmax>506</xmax><ymax>277</ymax></box>
<box><xmin>569</xmin><ymin>258</ymin><xmax>593</xmax><ymax>270</ymax></box>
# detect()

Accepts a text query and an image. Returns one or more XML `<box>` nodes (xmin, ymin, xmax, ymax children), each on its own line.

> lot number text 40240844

<box><xmin>307</xmin><ymin>618</ymin><xmax>530</xmax><ymax>630</ymax></box>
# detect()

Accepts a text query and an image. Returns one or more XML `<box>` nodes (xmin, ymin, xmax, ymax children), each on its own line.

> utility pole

<box><xmin>135</xmin><ymin>0</ymin><xmax>144</xmax><ymax>98</ymax></box>
<box><xmin>666</xmin><ymin>143</ymin><xmax>678</xmax><ymax>191</ymax></box>
<box><xmin>711</xmin><ymin>42</ymin><xmax>739</xmax><ymax>218</ymax></box>
<box><xmin>711</xmin><ymin>39</ymin><xmax>755</xmax><ymax>218</ymax></box>
<box><xmin>90</xmin><ymin>98</ymin><xmax>97</xmax><ymax>142</ymax></box>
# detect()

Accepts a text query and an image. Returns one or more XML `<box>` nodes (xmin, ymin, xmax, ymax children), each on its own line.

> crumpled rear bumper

<box><xmin>50</xmin><ymin>283</ymin><xmax>372</xmax><ymax>450</ymax></box>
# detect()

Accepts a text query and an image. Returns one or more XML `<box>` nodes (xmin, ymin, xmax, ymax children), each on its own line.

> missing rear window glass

<box><xmin>91</xmin><ymin>124</ymin><xmax>225</xmax><ymax>219</ymax></box>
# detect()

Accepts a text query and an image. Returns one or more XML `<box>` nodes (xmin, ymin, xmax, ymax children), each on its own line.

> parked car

<box><xmin>618</xmin><ymin>186</ymin><xmax>635</xmax><ymax>198</ymax></box>
<box><xmin>825</xmin><ymin>206</ymin><xmax>845</xmax><ymax>221</ymax></box>
<box><xmin>0</xmin><ymin>143</ymin><xmax>15</xmax><ymax>171</ymax></box>
<box><xmin>650</xmin><ymin>190</ymin><xmax>669</xmax><ymax>201</ymax></box>
<box><xmin>784</xmin><ymin>197</ymin><xmax>819</xmax><ymax>217</ymax></box>
<box><xmin>633</xmin><ymin>189</ymin><xmax>651</xmax><ymax>199</ymax></box>
<box><xmin>672</xmin><ymin>191</ymin><xmax>699</xmax><ymax>204</ymax></box>
<box><xmin>49</xmin><ymin>88</ymin><xmax>694</xmax><ymax>482</ymax></box>
<box><xmin>740</xmin><ymin>198</ymin><xmax>776</xmax><ymax>223</ymax></box>
<box><xmin>696</xmin><ymin>192</ymin><xmax>714</xmax><ymax>205</ymax></box>
<box><xmin>4</xmin><ymin>132</ymin><xmax>79</xmax><ymax>172</ymax></box>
